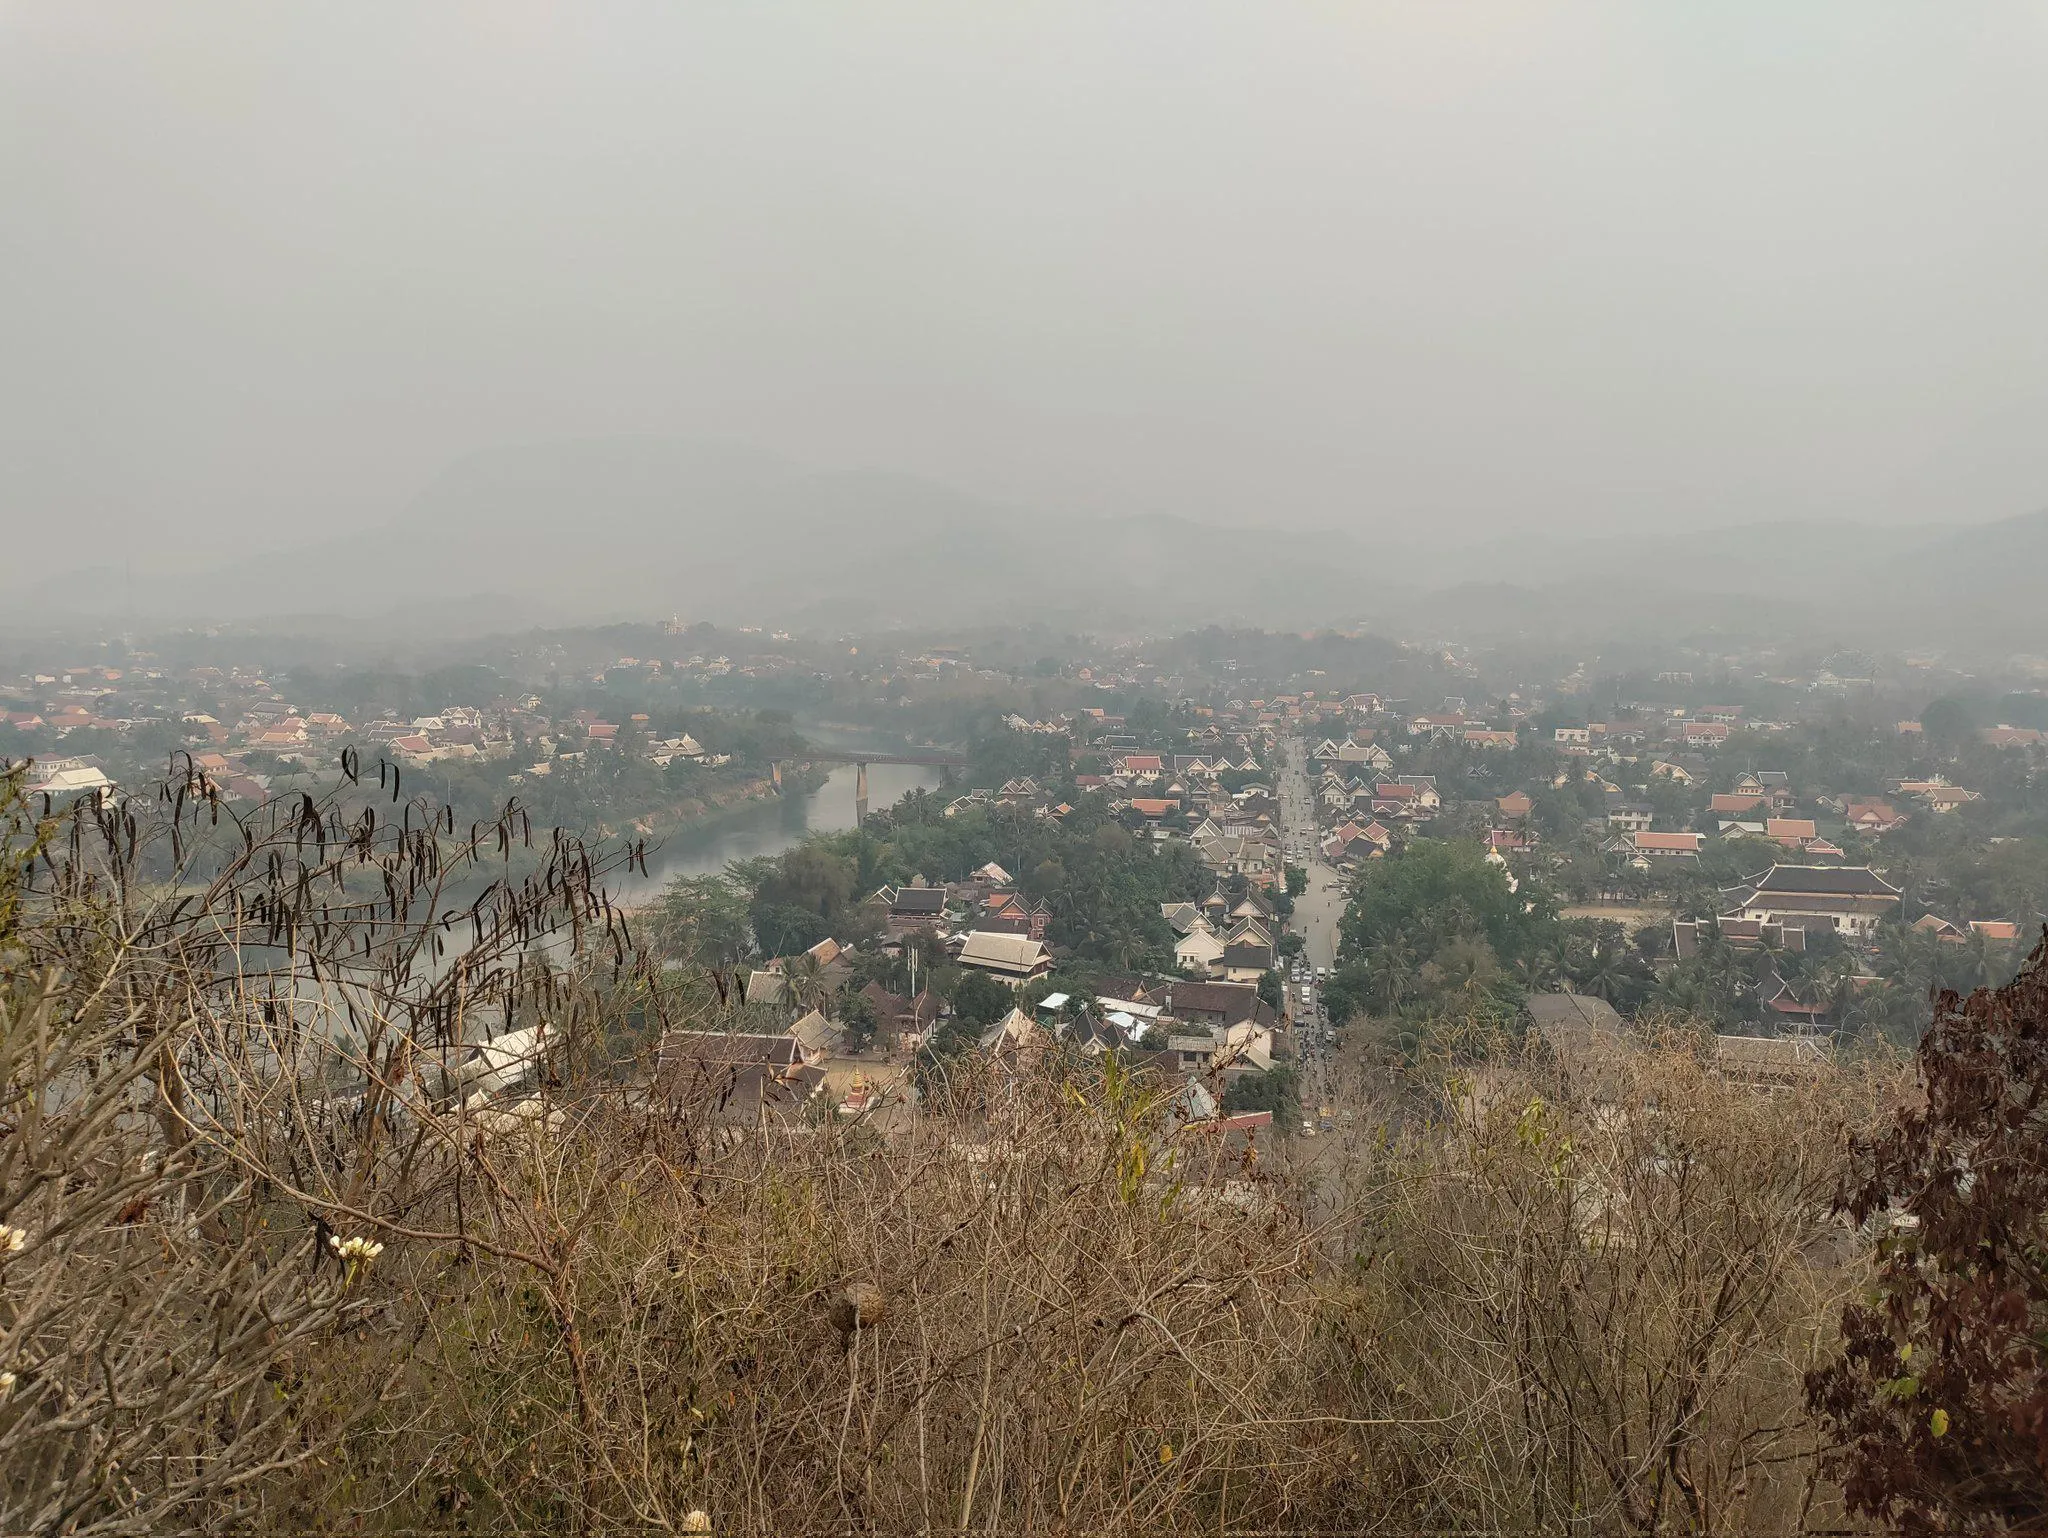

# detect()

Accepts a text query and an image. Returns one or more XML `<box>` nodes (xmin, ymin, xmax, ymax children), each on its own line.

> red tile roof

<box><xmin>1710</xmin><ymin>793</ymin><xmax>1766</xmax><ymax>814</ymax></box>
<box><xmin>1634</xmin><ymin>832</ymin><xmax>1702</xmax><ymax>853</ymax></box>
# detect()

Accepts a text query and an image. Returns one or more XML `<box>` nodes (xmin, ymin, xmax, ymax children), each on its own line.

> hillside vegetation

<box><xmin>2</xmin><ymin>761</ymin><xmax>2038</xmax><ymax>1535</ymax></box>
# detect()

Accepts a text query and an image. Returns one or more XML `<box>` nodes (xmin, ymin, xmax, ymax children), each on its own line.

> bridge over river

<box><xmin>770</xmin><ymin>748</ymin><xmax>967</xmax><ymax>824</ymax></box>
<box><xmin>617</xmin><ymin>742</ymin><xmax>961</xmax><ymax>898</ymax></box>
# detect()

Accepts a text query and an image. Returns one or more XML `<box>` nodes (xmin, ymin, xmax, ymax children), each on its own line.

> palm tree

<box><xmin>1515</xmin><ymin>948</ymin><xmax>1562</xmax><ymax>993</ymax></box>
<box><xmin>1804</xmin><ymin>955</ymin><xmax>1859</xmax><ymax>1030</ymax></box>
<box><xmin>1955</xmin><ymin>930</ymin><xmax>2005</xmax><ymax>993</ymax></box>
<box><xmin>1875</xmin><ymin>925</ymin><xmax>1938</xmax><ymax>989</ymax></box>
<box><xmin>1866</xmin><ymin>978</ymin><xmax>1931</xmax><ymax>1044</ymax></box>
<box><xmin>782</xmin><ymin>949</ymin><xmax>828</xmax><ymax>1016</ymax></box>
<box><xmin>1581</xmin><ymin>944</ymin><xmax>1628</xmax><ymax>1005</ymax></box>
<box><xmin>1371</xmin><ymin>934</ymin><xmax>1418</xmax><ymax>1015</ymax></box>
<box><xmin>1432</xmin><ymin>936</ymin><xmax>1498</xmax><ymax>997</ymax></box>
<box><xmin>1558</xmin><ymin>931</ymin><xmax>1595</xmax><ymax>989</ymax></box>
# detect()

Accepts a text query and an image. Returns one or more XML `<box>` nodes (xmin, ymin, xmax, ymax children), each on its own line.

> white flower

<box><xmin>682</xmin><ymin>1513</ymin><xmax>712</xmax><ymax>1535</ymax></box>
<box><xmin>327</xmin><ymin>1234</ymin><xmax>385</xmax><ymax>1263</ymax></box>
<box><xmin>0</xmin><ymin>1225</ymin><xmax>27</xmax><ymax>1254</ymax></box>
<box><xmin>0</xmin><ymin>1371</ymin><xmax>15</xmax><ymax>1395</ymax></box>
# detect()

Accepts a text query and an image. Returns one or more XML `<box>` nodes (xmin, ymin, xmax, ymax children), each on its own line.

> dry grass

<box><xmin>0</xmin><ymin>764</ymin><xmax>1912</xmax><ymax>1535</ymax></box>
<box><xmin>305</xmin><ymin>1056</ymin><xmax>1350</xmax><ymax>1535</ymax></box>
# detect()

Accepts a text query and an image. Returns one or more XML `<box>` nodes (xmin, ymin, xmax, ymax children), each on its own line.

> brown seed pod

<box><xmin>828</xmin><ymin>1282</ymin><xmax>888</xmax><ymax>1337</ymax></box>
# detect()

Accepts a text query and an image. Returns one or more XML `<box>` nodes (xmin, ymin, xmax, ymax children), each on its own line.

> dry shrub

<box><xmin>0</xmin><ymin>760</ymin><xmax>1927</xmax><ymax>1535</ymax></box>
<box><xmin>311</xmin><ymin>1052</ymin><xmax>1347</xmax><ymax>1535</ymax></box>
<box><xmin>1323</xmin><ymin>1030</ymin><xmax>1906</xmax><ymax>1536</ymax></box>
<box><xmin>0</xmin><ymin>759</ymin><xmax>636</xmax><ymax>1534</ymax></box>
<box><xmin>0</xmin><ymin>767</ymin><xmax>386</xmax><ymax>1534</ymax></box>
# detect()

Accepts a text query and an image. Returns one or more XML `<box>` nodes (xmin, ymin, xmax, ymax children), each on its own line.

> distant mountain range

<box><xmin>4</xmin><ymin>438</ymin><xmax>1396</xmax><ymax>636</ymax></box>
<box><xmin>5</xmin><ymin>435</ymin><xmax>2041</xmax><ymax>652</ymax></box>
<box><xmin>1374</xmin><ymin>507</ymin><xmax>2048</xmax><ymax>652</ymax></box>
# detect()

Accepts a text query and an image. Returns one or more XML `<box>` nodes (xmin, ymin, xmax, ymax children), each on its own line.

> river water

<box><xmin>619</xmin><ymin>759</ymin><xmax>943</xmax><ymax>898</ymax></box>
<box><xmin>215</xmin><ymin>756</ymin><xmax>943</xmax><ymax>1045</ymax></box>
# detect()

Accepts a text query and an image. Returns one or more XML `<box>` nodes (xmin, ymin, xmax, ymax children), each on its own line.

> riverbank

<box><xmin>615</xmin><ymin>758</ymin><xmax>945</xmax><ymax>904</ymax></box>
<box><xmin>608</xmin><ymin>762</ymin><xmax>829</xmax><ymax>843</ymax></box>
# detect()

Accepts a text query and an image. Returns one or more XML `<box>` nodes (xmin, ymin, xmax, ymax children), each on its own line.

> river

<box><xmin>620</xmin><ymin>758</ymin><xmax>944</xmax><ymax>897</ymax></box>
<box><xmin>218</xmin><ymin>753</ymin><xmax>944</xmax><ymax>1038</ymax></box>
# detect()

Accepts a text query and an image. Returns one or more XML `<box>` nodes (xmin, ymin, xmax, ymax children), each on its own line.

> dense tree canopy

<box><xmin>1919</xmin><ymin>696</ymin><xmax>1979</xmax><ymax>751</ymax></box>
<box><xmin>1340</xmin><ymin>839</ymin><xmax>1547</xmax><ymax>966</ymax></box>
<box><xmin>1222</xmin><ymin>1065</ymin><xmax>1300</xmax><ymax>1130</ymax></box>
<box><xmin>1333</xmin><ymin>839</ymin><xmax>1550</xmax><ymax>1032</ymax></box>
<box><xmin>659</xmin><ymin>791</ymin><xmax>1206</xmax><ymax>975</ymax></box>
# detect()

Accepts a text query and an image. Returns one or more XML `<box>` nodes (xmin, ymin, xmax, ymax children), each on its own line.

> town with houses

<box><xmin>13</xmin><ymin>617</ymin><xmax>2042</xmax><ymax>1148</ymax></box>
<box><xmin>14</xmin><ymin>17</ymin><xmax>2048</xmax><ymax>1525</ymax></box>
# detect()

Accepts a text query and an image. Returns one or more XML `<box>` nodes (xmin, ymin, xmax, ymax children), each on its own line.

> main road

<box><xmin>1276</xmin><ymin>736</ymin><xmax>1344</xmax><ymax>972</ymax></box>
<box><xmin>1275</xmin><ymin>733</ymin><xmax>1353</xmax><ymax>1127</ymax></box>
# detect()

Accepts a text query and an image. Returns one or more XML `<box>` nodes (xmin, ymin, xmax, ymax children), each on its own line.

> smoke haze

<box><xmin>5</xmin><ymin>3</ymin><xmax>2048</xmax><ymax>628</ymax></box>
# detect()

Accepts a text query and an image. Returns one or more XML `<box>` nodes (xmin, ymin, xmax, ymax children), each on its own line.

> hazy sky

<box><xmin>6</xmin><ymin>2</ymin><xmax>2048</xmax><ymax>557</ymax></box>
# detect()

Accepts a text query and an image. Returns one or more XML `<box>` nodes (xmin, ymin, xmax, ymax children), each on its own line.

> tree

<box><xmin>1514</xmin><ymin>946</ymin><xmax>1563</xmax><ymax>994</ymax></box>
<box><xmin>837</xmin><ymin>988</ymin><xmax>879</xmax><ymax>1052</ymax></box>
<box><xmin>1368</xmin><ymin>932</ymin><xmax>1420</xmax><ymax>1017</ymax></box>
<box><xmin>753</xmin><ymin>902</ymin><xmax>830</xmax><ymax>960</ymax></box>
<box><xmin>1340</xmin><ymin>838</ymin><xmax>1547</xmax><ymax>983</ymax></box>
<box><xmin>652</xmin><ymin>873</ymin><xmax>753</xmax><ymax>969</ymax></box>
<box><xmin>1285</xmin><ymin>864</ymin><xmax>1309</xmax><ymax>899</ymax></box>
<box><xmin>757</xmin><ymin>843</ymin><xmax>857</xmax><ymax>926</ymax></box>
<box><xmin>1564</xmin><ymin>922</ymin><xmax>1649</xmax><ymax>1011</ymax></box>
<box><xmin>0</xmin><ymin>756</ymin><xmax>641</xmax><ymax>1533</ymax></box>
<box><xmin>951</xmin><ymin>969</ymin><xmax>1014</xmax><ymax>1031</ymax></box>
<box><xmin>1652</xmin><ymin>925</ymin><xmax>1754</xmax><ymax>1029</ymax></box>
<box><xmin>1418</xmin><ymin>935</ymin><xmax>1500</xmax><ymax>1005</ymax></box>
<box><xmin>1920</xmin><ymin>696</ymin><xmax>1979</xmax><ymax>752</ymax></box>
<box><xmin>1223</xmin><ymin>1066</ymin><xmax>1300</xmax><ymax>1130</ymax></box>
<box><xmin>614</xmin><ymin>715</ymin><xmax>647</xmax><ymax>762</ymax></box>
<box><xmin>1257</xmin><ymin>969</ymin><xmax>1284</xmax><ymax>1010</ymax></box>
<box><xmin>1375</xmin><ymin>1037</ymin><xmax>1895</xmax><ymax>1536</ymax></box>
<box><xmin>1321</xmin><ymin>960</ymin><xmax>1374</xmax><ymax>1026</ymax></box>
<box><xmin>781</xmin><ymin>949</ymin><xmax>829</xmax><ymax>1015</ymax></box>
<box><xmin>1808</xmin><ymin>936</ymin><xmax>2048</xmax><ymax>1533</ymax></box>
